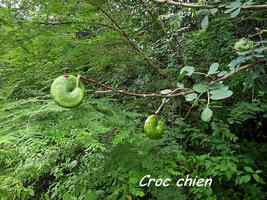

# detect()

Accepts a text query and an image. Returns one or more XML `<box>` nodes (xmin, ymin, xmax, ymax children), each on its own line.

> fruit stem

<box><xmin>207</xmin><ymin>90</ymin><xmax>210</xmax><ymax>106</ymax></box>
<box><xmin>76</xmin><ymin>74</ymin><xmax>81</xmax><ymax>88</ymax></box>
<box><xmin>155</xmin><ymin>98</ymin><xmax>168</xmax><ymax>115</ymax></box>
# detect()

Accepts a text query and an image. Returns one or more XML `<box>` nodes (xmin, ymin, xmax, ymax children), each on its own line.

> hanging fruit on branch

<box><xmin>144</xmin><ymin>114</ymin><xmax>165</xmax><ymax>139</ymax></box>
<box><xmin>50</xmin><ymin>75</ymin><xmax>85</xmax><ymax>108</ymax></box>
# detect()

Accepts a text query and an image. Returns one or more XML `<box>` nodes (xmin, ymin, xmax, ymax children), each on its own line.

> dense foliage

<box><xmin>0</xmin><ymin>0</ymin><xmax>267</xmax><ymax>199</ymax></box>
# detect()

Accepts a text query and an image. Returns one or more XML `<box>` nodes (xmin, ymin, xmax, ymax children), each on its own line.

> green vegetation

<box><xmin>0</xmin><ymin>0</ymin><xmax>267</xmax><ymax>199</ymax></box>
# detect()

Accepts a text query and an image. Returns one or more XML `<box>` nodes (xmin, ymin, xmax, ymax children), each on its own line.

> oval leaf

<box><xmin>160</xmin><ymin>89</ymin><xmax>172</xmax><ymax>95</ymax></box>
<box><xmin>208</xmin><ymin>63</ymin><xmax>219</xmax><ymax>75</ymax></box>
<box><xmin>239</xmin><ymin>175</ymin><xmax>251</xmax><ymax>184</ymax></box>
<box><xmin>201</xmin><ymin>107</ymin><xmax>213</xmax><ymax>122</ymax></box>
<box><xmin>210</xmin><ymin>87</ymin><xmax>233</xmax><ymax>100</ymax></box>
<box><xmin>244</xmin><ymin>166</ymin><xmax>253</xmax><ymax>173</ymax></box>
<box><xmin>230</xmin><ymin>8</ymin><xmax>241</xmax><ymax>18</ymax></box>
<box><xmin>180</xmin><ymin>66</ymin><xmax>195</xmax><ymax>77</ymax></box>
<box><xmin>185</xmin><ymin>93</ymin><xmax>198</xmax><ymax>102</ymax></box>
<box><xmin>193</xmin><ymin>83</ymin><xmax>208</xmax><ymax>93</ymax></box>
<box><xmin>252</xmin><ymin>174</ymin><xmax>265</xmax><ymax>184</ymax></box>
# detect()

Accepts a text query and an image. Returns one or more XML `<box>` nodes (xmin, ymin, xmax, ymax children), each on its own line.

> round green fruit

<box><xmin>144</xmin><ymin>115</ymin><xmax>165</xmax><ymax>139</ymax></box>
<box><xmin>50</xmin><ymin>75</ymin><xmax>85</xmax><ymax>108</ymax></box>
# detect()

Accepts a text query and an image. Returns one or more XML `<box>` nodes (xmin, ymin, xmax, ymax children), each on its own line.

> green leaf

<box><xmin>201</xmin><ymin>107</ymin><xmax>213</xmax><ymax>122</ymax></box>
<box><xmin>180</xmin><ymin>66</ymin><xmax>195</xmax><ymax>77</ymax></box>
<box><xmin>160</xmin><ymin>89</ymin><xmax>172</xmax><ymax>95</ymax></box>
<box><xmin>201</xmin><ymin>15</ymin><xmax>209</xmax><ymax>29</ymax></box>
<box><xmin>230</xmin><ymin>8</ymin><xmax>241</xmax><ymax>18</ymax></box>
<box><xmin>209</xmin><ymin>82</ymin><xmax>224</xmax><ymax>90</ymax></box>
<box><xmin>226</xmin><ymin>0</ymin><xmax>241</xmax><ymax>10</ymax></box>
<box><xmin>225</xmin><ymin>0</ymin><xmax>241</xmax><ymax>18</ymax></box>
<box><xmin>208</xmin><ymin>63</ymin><xmax>219</xmax><ymax>75</ymax></box>
<box><xmin>210</xmin><ymin>86</ymin><xmax>233</xmax><ymax>100</ymax></box>
<box><xmin>185</xmin><ymin>93</ymin><xmax>198</xmax><ymax>102</ymax></box>
<box><xmin>244</xmin><ymin>166</ymin><xmax>253</xmax><ymax>173</ymax></box>
<box><xmin>252</xmin><ymin>174</ymin><xmax>265</xmax><ymax>184</ymax></box>
<box><xmin>231</xmin><ymin>0</ymin><xmax>241</xmax><ymax>8</ymax></box>
<box><xmin>239</xmin><ymin>175</ymin><xmax>251</xmax><ymax>184</ymax></box>
<box><xmin>193</xmin><ymin>83</ymin><xmax>208</xmax><ymax>93</ymax></box>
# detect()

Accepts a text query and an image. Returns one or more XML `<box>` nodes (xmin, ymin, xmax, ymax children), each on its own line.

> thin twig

<box><xmin>95</xmin><ymin>90</ymin><xmax>113</xmax><ymax>94</ymax></box>
<box><xmin>99</xmin><ymin>7</ymin><xmax>166</xmax><ymax>77</ymax></box>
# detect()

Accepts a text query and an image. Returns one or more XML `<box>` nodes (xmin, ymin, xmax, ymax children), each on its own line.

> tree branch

<box><xmin>242</xmin><ymin>4</ymin><xmax>267</xmax><ymax>11</ymax></box>
<box><xmin>154</xmin><ymin>0</ymin><xmax>267</xmax><ymax>11</ymax></box>
<box><xmin>154</xmin><ymin>0</ymin><xmax>213</xmax><ymax>9</ymax></box>
<box><xmin>80</xmin><ymin>63</ymin><xmax>255</xmax><ymax>98</ymax></box>
<box><xmin>80</xmin><ymin>76</ymin><xmax>190</xmax><ymax>97</ymax></box>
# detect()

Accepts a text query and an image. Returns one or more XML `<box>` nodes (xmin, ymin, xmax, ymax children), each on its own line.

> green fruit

<box><xmin>50</xmin><ymin>75</ymin><xmax>85</xmax><ymax>108</ymax></box>
<box><xmin>234</xmin><ymin>38</ymin><xmax>255</xmax><ymax>52</ymax></box>
<box><xmin>144</xmin><ymin>115</ymin><xmax>165</xmax><ymax>139</ymax></box>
